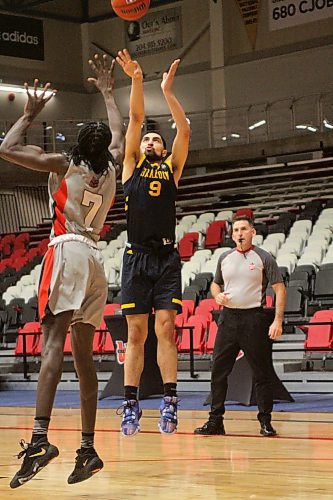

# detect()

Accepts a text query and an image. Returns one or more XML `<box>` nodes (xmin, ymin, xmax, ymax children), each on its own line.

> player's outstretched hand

<box><xmin>24</xmin><ymin>79</ymin><xmax>56</xmax><ymax>120</ymax></box>
<box><xmin>116</xmin><ymin>49</ymin><xmax>143</xmax><ymax>80</ymax></box>
<box><xmin>161</xmin><ymin>59</ymin><xmax>180</xmax><ymax>93</ymax></box>
<box><xmin>88</xmin><ymin>53</ymin><xmax>115</xmax><ymax>95</ymax></box>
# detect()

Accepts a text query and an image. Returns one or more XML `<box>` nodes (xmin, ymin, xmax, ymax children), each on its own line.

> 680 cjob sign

<box><xmin>269</xmin><ymin>0</ymin><xmax>333</xmax><ymax>30</ymax></box>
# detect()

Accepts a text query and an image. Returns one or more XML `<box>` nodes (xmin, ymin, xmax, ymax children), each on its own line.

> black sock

<box><xmin>164</xmin><ymin>383</ymin><xmax>177</xmax><ymax>398</ymax></box>
<box><xmin>31</xmin><ymin>416</ymin><xmax>50</xmax><ymax>443</ymax></box>
<box><xmin>81</xmin><ymin>432</ymin><xmax>94</xmax><ymax>449</ymax></box>
<box><xmin>124</xmin><ymin>385</ymin><xmax>138</xmax><ymax>400</ymax></box>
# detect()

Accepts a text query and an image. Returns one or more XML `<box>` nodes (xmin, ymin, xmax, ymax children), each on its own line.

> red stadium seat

<box><xmin>195</xmin><ymin>298</ymin><xmax>220</xmax><ymax>315</ymax></box>
<box><xmin>205</xmin><ymin>321</ymin><xmax>218</xmax><ymax>353</ymax></box>
<box><xmin>304</xmin><ymin>310</ymin><xmax>333</xmax><ymax>350</ymax></box>
<box><xmin>63</xmin><ymin>332</ymin><xmax>72</xmax><ymax>354</ymax></box>
<box><xmin>174</xmin><ymin>314</ymin><xmax>184</xmax><ymax>347</ymax></box>
<box><xmin>178</xmin><ymin>232</ymin><xmax>199</xmax><ymax>261</ymax></box>
<box><xmin>204</xmin><ymin>220</ymin><xmax>226</xmax><ymax>249</ymax></box>
<box><xmin>93</xmin><ymin>331</ymin><xmax>104</xmax><ymax>354</ymax></box>
<box><xmin>104</xmin><ymin>303</ymin><xmax>121</xmax><ymax>316</ymax></box>
<box><xmin>15</xmin><ymin>322</ymin><xmax>41</xmax><ymax>356</ymax></box>
<box><xmin>182</xmin><ymin>299</ymin><xmax>196</xmax><ymax>319</ymax></box>
<box><xmin>101</xmin><ymin>332</ymin><xmax>115</xmax><ymax>353</ymax></box>
<box><xmin>265</xmin><ymin>295</ymin><xmax>274</xmax><ymax>308</ymax></box>
<box><xmin>179</xmin><ymin>315</ymin><xmax>207</xmax><ymax>353</ymax></box>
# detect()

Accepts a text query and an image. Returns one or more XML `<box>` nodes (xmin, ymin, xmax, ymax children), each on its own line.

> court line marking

<box><xmin>1</xmin><ymin>426</ymin><xmax>333</xmax><ymax>441</ymax></box>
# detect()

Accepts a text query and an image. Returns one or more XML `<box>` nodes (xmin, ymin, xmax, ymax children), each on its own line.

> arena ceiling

<box><xmin>0</xmin><ymin>0</ymin><xmax>179</xmax><ymax>23</ymax></box>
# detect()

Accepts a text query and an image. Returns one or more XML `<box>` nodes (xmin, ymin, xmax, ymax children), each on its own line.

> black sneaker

<box><xmin>194</xmin><ymin>418</ymin><xmax>226</xmax><ymax>435</ymax></box>
<box><xmin>67</xmin><ymin>447</ymin><xmax>103</xmax><ymax>484</ymax></box>
<box><xmin>260</xmin><ymin>421</ymin><xmax>277</xmax><ymax>437</ymax></box>
<box><xmin>10</xmin><ymin>438</ymin><xmax>59</xmax><ymax>489</ymax></box>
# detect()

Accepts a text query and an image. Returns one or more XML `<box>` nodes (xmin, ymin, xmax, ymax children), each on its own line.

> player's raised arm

<box><xmin>116</xmin><ymin>49</ymin><xmax>144</xmax><ymax>183</ymax></box>
<box><xmin>88</xmin><ymin>54</ymin><xmax>125</xmax><ymax>172</ymax></box>
<box><xmin>0</xmin><ymin>79</ymin><xmax>68</xmax><ymax>174</ymax></box>
<box><xmin>161</xmin><ymin>59</ymin><xmax>190</xmax><ymax>184</ymax></box>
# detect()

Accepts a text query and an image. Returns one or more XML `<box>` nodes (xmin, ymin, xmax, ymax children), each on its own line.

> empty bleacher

<box><xmin>1</xmin><ymin>156</ymin><xmax>333</xmax><ymax>392</ymax></box>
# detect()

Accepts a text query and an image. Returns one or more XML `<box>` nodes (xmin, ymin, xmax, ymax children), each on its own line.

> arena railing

<box><xmin>1</xmin><ymin>90</ymin><xmax>332</xmax><ymax>153</ymax></box>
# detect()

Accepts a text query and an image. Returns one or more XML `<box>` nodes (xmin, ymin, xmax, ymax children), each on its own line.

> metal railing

<box><xmin>1</xmin><ymin>90</ymin><xmax>333</xmax><ymax>153</ymax></box>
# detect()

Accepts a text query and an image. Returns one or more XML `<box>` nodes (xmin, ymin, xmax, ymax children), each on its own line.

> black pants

<box><xmin>210</xmin><ymin>307</ymin><xmax>275</xmax><ymax>423</ymax></box>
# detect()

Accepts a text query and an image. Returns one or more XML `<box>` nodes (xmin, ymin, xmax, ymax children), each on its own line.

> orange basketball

<box><xmin>111</xmin><ymin>0</ymin><xmax>150</xmax><ymax>21</ymax></box>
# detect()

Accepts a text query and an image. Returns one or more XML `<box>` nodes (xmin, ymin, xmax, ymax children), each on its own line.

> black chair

<box><xmin>312</xmin><ymin>270</ymin><xmax>333</xmax><ymax>306</ymax></box>
<box><xmin>254</xmin><ymin>223</ymin><xmax>268</xmax><ymax>238</ymax></box>
<box><xmin>112</xmin><ymin>295</ymin><xmax>122</xmax><ymax>305</ymax></box>
<box><xmin>278</xmin><ymin>212</ymin><xmax>296</xmax><ymax>224</ymax></box>
<box><xmin>290</xmin><ymin>269</ymin><xmax>311</xmax><ymax>282</ymax></box>
<box><xmin>284</xmin><ymin>285</ymin><xmax>305</xmax><ymax>319</ymax></box>
<box><xmin>190</xmin><ymin>277</ymin><xmax>209</xmax><ymax>297</ymax></box>
<box><xmin>288</xmin><ymin>279</ymin><xmax>310</xmax><ymax>295</ymax></box>
<box><xmin>107</xmin><ymin>288</ymin><xmax>114</xmax><ymax>304</ymax></box>
<box><xmin>0</xmin><ymin>310</ymin><xmax>8</xmax><ymax>343</ymax></box>
<box><xmin>182</xmin><ymin>287</ymin><xmax>199</xmax><ymax>304</ymax></box>
<box><xmin>21</xmin><ymin>301</ymin><xmax>38</xmax><ymax>324</ymax></box>
<box><xmin>294</xmin><ymin>264</ymin><xmax>317</xmax><ymax>277</ymax></box>
<box><xmin>268</xmin><ymin>223</ymin><xmax>288</xmax><ymax>235</ymax></box>
<box><xmin>278</xmin><ymin>266</ymin><xmax>289</xmax><ymax>284</ymax></box>
<box><xmin>195</xmin><ymin>272</ymin><xmax>214</xmax><ymax>285</ymax></box>
<box><xmin>319</xmin><ymin>263</ymin><xmax>333</xmax><ymax>271</ymax></box>
<box><xmin>325</xmin><ymin>199</ymin><xmax>333</xmax><ymax>208</ymax></box>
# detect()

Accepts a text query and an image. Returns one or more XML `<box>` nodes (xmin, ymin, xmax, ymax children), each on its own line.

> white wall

<box><xmin>0</xmin><ymin>19</ymin><xmax>83</xmax><ymax>90</ymax></box>
<box><xmin>1</xmin><ymin>1</ymin><xmax>333</xmax><ymax>128</ymax></box>
<box><xmin>223</xmin><ymin>0</ymin><xmax>333</xmax><ymax>107</ymax></box>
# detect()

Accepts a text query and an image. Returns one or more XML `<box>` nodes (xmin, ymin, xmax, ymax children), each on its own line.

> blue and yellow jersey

<box><xmin>123</xmin><ymin>154</ymin><xmax>177</xmax><ymax>246</ymax></box>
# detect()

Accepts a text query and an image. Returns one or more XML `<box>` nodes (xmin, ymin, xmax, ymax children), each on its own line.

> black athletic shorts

<box><xmin>121</xmin><ymin>244</ymin><xmax>182</xmax><ymax>315</ymax></box>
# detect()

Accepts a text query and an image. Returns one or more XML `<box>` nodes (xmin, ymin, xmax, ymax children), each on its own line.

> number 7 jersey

<box><xmin>123</xmin><ymin>154</ymin><xmax>177</xmax><ymax>246</ymax></box>
<box><xmin>48</xmin><ymin>159</ymin><xmax>116</xmax><ymax>243</ymax></box>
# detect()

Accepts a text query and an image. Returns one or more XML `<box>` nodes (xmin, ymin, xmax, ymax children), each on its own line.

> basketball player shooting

<box><xmin>115</xmin><ymin>48</ymin><xmax>190</xmax><ymax>436</ymax></box>
<box><xmin>0</xmin><ymin>54</ymin><xmax>124</xmax><ymax>487</ymax></box>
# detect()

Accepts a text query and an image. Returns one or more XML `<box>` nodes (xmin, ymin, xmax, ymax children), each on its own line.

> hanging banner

<box><xmin>125</xmin><ymin>6</ymin><xmax>182</xmax><ymax>58</ymax></box>
<box><xmin>0</xmin><ymin>14</ymin><xmax>44</xmax><ymax>60</ymax></box>
<box><xmin>234</xmin><ymin>0</ymin><xmax>261</xmax><ymax>49</ymax></box>
<box><xmin>269</xmin><ymin>0</ymin><xmax>333</xmax><ymax>31</ymax></box>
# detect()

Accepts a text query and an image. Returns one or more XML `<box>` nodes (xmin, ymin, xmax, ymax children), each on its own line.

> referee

<box><xmin>195</xmin><ymin>215</ymin><xmax>286</xmax><ymax>436</ymax></box>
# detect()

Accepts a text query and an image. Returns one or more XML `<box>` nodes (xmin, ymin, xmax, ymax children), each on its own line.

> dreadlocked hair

<box><xmin>69</xmin><ymin>121</ymin><xmax>116</xmax><ymax>175</ymax></box>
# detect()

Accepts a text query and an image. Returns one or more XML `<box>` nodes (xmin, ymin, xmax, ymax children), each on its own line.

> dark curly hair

<box><xmin>68</xmin><ymin>121</ymin><xmax>116</xmax><ymax>175</ymax></box>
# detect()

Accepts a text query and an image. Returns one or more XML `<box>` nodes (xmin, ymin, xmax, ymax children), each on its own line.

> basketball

<box><xmin>111</xmin><ymin>0</ymin><xmax>150</xmax><ymax>21</ymax></box>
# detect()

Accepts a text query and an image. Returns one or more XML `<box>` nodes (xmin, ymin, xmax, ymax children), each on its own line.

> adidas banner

<box><xmin>0</xmin><ymin>14</ymin><xmax>44</xmax><ymax>60</ymax></box>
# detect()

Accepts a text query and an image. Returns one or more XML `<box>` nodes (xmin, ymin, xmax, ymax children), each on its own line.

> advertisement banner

<box><xmin>125</xmin><ymin>6</ymin><xmax>182</xmax><ymax>58</ymax></box>
<box><xmin>269</xmin><ymin>0</ymin><xmax>333</xmax><ymax>30</ymax></box>
<box><xmin>234</xmin><ymin>0</ymin><xmax>261</xmax><ymax>49</ymax></box>
<box><xmin>0</xmin><ymin>14</ymin><xmax>44</xmax><ymax>60</ymax></box>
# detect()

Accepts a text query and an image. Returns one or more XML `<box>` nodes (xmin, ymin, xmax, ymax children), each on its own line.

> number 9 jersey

<box><xmin>123</xmin><ymin>154</ymin><xmax>177</xmax><ymax>246</ymax></box>
<box><xmin>48</xmin><ymin>159</ymin><xmax>117</xmax><ymax>243</ymax></box>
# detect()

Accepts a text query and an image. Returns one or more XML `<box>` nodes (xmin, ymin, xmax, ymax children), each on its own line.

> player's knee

<box><xmin>127</xmin><ymin>325</ymin><xmax>147</xmax><ymax>346</ymax></box>
<box><xmin>155</xmin><ymin>317</ymin><xmax>175</xmax><ymax>339</ymax></box>
<box><xmin>74</xmin><ymin>358</ymin><xmax>96</xmax><ymax>379</ymax></box>
<box><xmin>41</xmin><ymin>342</ymin><xmax>64</xmax><ymax>361</ymax></box>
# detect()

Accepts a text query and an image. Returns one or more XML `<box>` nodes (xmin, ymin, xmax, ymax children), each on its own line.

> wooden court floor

<box><xmin>0</xmin><ymin>407</ymin><xmax>332</xmax><ymax>499</ymax></box>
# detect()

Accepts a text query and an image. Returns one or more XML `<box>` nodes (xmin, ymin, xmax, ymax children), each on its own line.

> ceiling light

<box><xmin>248</xmin><ymin>120</ymin><xmax>266</xmax><ymax>131</ymax></box>
<box><xmin>0</xmin><ymin>84</ymin><xmax>54</xmax><ymax>98</ymax></box>
<box><xmin>323</xmin><ymin>119</ymin><xmax>333</xmax><ymax>130</ymax></box>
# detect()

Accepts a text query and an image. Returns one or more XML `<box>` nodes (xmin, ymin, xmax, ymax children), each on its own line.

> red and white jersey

<box><xmin>48</xmin><ymin>160</ymin><xmax>116</xmax><ymax>243</ymax></box>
